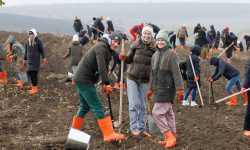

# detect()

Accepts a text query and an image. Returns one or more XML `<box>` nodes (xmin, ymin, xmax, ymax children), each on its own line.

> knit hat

<box><xmin>72</xmin><ymin>34</ymin><xmax>79</xmax><ymax>42</ymax></box>
<box><xmin>224</xmin><ymin>27</ymin><xmax>230</xmax><ymax>31</ymax></box>
<box><xmin>109</xmin><ymin>32</ymin><xmax>122</xmax><ymax>44</ymax></box>
<box><xmin>191</xmin><ymin>45</ymin><xmax>201</xmax><ymax>56</ymax></box>
<box><xmin>142</xmin><ymin>26</ymin><xmax>153</xmax><ymax>35</ymax></box>
<box><xmin>156</xmin><ymin>29</ymin><xmax>169</xmax><ymax>42</ymax></box>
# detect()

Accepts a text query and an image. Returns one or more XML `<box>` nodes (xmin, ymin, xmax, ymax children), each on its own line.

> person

<box><xmin>0</xmin><ymin>42</ymin><xmax>6</xmax><ymax>83</ymax></box>
<box><xmin>221</xmin><ymin>27</ymin><xmax>234</xmax><ymax>63</ymax></box>
<box><xmin>168</xmin><ymin>30</ymin><xmax>176</xmax><ymax>49</ymax></box>
<box><xmin>5</xmin><ymin>35</ymin><xmax>25</xmax><ymax>86</ymax></box>
<box><xmin>64</xmin><ymin>34</ymin><xmax>85</xmax><ymax>84</ymax></box>
<box><xmin>129</xmin><ymin>23</ymin><xmax>144</xmax><ymax>42</ymax></box>
<box><xmin>208</xmin><ymin>57</ymin><xmax>248</xmax><ymax>106</ymax></box>
<box><xmin>23</xmin><ymin>28</ymin><xmax>47</xmax><ymax>94</ymax></box>
<box><xmin>244</xmin><ymin>35</ymin><xmax>250</xmax><ymax>51</ymax></box>
<box><xmin>79</xmin><ymin>30</ymin><xmax>89</xmax><ymax>46</ymax></box>
<box><xmin>215</xmin><ymin>31</ymin><xmax>220</xmax><ymax>49</ymax></box>
<box><xmin>106</xmin><ymin>17</ymin><xmax>114</xmax><ymax>34</ymax></box>
<box><xmin>177</xmin><ymin>24</ymin><xmax>188</xmax><ymax>48</ymax></box>
<box><xmin>71</xmin><ymin>32</ymin><xmax>125</xmax><ymax>142</ymax></box>
<box><xmin>182</xmin><ymin>45</ymin><xmax>201</xmax><ymax>106</ymax></box>
<box><xmin>241</xmin><ymin>57</ymin><xmax>250</xmax><ymax>136</ymax></box>
<box><xmin>93</xmin><ymin>16</ymin><xmax>105</xmax><ymax>39</ymax></box>
<box><xmin>146</xmin><ymin>29</ymin><xmax>184</xmax><ymax>149</ymax></box>
<box><xmin>119</xmin><ymin>26</ymin><xmax>156</xmax><ymax>137</ymax></box>
<box><xmin>194</xmin><ymin>23</ymin><xmax>201</xmax><ymax>34</ymax></box>
<box><xmin>73</xmin><ymin>16</ymin><xmax>83</xmax><ymax>34</ymax></box>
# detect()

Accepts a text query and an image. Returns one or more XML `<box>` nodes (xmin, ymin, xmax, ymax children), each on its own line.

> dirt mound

<box><xmin>0</xmin><ymin>31</ymin><xmax>250</xmax><ymax>149</ymax></box>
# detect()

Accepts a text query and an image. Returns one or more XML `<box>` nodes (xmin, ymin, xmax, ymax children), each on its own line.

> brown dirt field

<box><xmin>0</xmin><ymin>31</ymin><xmax>250</xmax><ymax>149</ymax></box>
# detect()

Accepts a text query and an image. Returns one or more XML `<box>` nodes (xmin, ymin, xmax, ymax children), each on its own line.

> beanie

<box><xmin>72</xmin><ymin>34</ymin><xmax>79</xmax><ymax>42</ymax></box>
<box><xmin>156</xmin><ymin>29</ymin><xmax>169</xmax><ymax>42</ymax></box>
<box><xmin>109</xmin><ymin>32</ymin><xmax>122</xmax><ymax>44</ymax></box>
<box><xmin>142</xmin><ymin>26</ymin><xmax>153</xmax><ymax>35</ymax></box>
<box><xmin>191</xmin><ymin>45</ymin><xmax>201</xmax><ymax>56</ymax></box>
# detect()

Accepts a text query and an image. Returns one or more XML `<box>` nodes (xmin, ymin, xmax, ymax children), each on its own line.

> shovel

<box><xmin>147</xmin><ymin>98</ymin><xmax>161</xmax><ymax>135</ymax></box>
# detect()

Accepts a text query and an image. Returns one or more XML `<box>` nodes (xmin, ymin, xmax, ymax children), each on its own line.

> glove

<box><xmin>7</xmin><ymin>55</ymin><xmax>13</xmax><ymax>61</ymax></box>
<box><xmin>119</xmin><ymin>53</ymin><xmax>126</xmax><ymax>61</ymax></box>
<box><xmin>194</xmin><ymin>76</ymin><xmax>199</xmax><ymax>82</ymax></box>
<box><xmin>176</xmin><ymin>89</ymin><xmax>184</xmax><ymax>103</ymax></box>
<box><xmin>146</xmin><ymin>89</ymin><xmax>154</xmax><ymax>100</ymax></box>
<box><xmin>241</xmin><ymin>87</ymin><xmax>247</xmax><ymax>94</ymax></box>
<box><xmin>103</xmin><ymin>84</ymin><xmax>113</xmax><ymax>94</ymax></box>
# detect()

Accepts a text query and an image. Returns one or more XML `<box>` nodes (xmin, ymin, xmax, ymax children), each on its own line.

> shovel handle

<box><xmin>215</xmin><ymin>88</ymin><xmax>250</xmax><ymax>103</ymax></box>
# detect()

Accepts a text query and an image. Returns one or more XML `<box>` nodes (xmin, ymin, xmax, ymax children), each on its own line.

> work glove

<box><xmin>146</xmin><ymin>89</ymin><xmax>154</xmax><ymax>100</ymax></box>
<box><xmin>6</xmin><ymin>55</ymin><xmax>13</xmax><ymax>61</ymax></box>
<box><xmin>103</xmin><ymin>84</ymin><xmax>113</xmax><ymax>95</ymax></box>
<box><xmin>119</xmin><ymin>53</ymin><xmax>126</xmax><ymax>61</ymax></box>
<box><xmin>241</xmin><ymin>87</ymin><xmax>247</xmax><ymax>94</ymax></box>
<box><xmin>176</xmin><ymin>89</ymin><xmax>184</xmax><ymax>103</ymax></box>
<box><xmin>194</xmin><ymin>76</ymin><xmax>199</xmax><ymax>82</ymax></box>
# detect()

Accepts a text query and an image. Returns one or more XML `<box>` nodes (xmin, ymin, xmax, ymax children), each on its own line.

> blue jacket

<box><xmin>210</xmin><ymin>57</ymin><xmax>240</xmax><ymax>81</ymax></box>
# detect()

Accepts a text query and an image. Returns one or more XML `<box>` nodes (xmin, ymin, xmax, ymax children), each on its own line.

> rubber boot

<box><xmin>28</xmin><ymin>86</ymin><xmax>38</xmax><ymax>94</ymax></box>
<box><xmin>226</xmin><ymin>95</ymin><xmax>237</xmax><ymax>106</ymax></box>
<box><xmin>0</xmin><ymin>71</ymin><xmax>7</xmax><ymax>83</ymax></box>
<box><xmin>242</xmin><ymin>93</ymin><xmax>248</xmax><ymax>106</ymax></box>
<box><xmin>72</xmin><ymin>116</ymin><xmax>84</xmax><ymax>130</ymax></box>
<box><xmin>71</xmin><ymin>80</ymin><xmax>74</xmax><ymax>86</ymax></box>
<box><xmin>0</xmin><ymin>72</ymin><xmax>3</xmax><ymax>82</ymax></box>
<box><xmin>122</xmin><ymin>83</ymin><xmax>126</xmax><ymax>89</ymax></box>
<box><xmin>244</xmin><ymin>131</ymin><xmax>250</xmax><ymax>136</ymax></box>
<box><xmin>15</xmin><ymin>80</ymin><xmax>23</xmax><ymax>87</ymax></box>
<box><xmin>97</xmin><ymin>116</ymin><xmax>125</xmax><ymax>142</ymax></box>
<box><xmin>165</xmin><ymin>131</ymin><xmax>176</xmax><ymax>149</ymax></box>
<box><xmin>158</xmin><ymin>133</ymin><xmax>176</xmax><ymax>145</ymax></box>
<box><xmin>113</xmin><ymin>83</ymin><xmax>120</xmax><ymax>89</ymax></box>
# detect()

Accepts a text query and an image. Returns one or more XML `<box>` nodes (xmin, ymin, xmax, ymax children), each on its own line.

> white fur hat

<box><xmin>142</xmin><ymin>26</ymin><xmax>153</xmax><ymax>35</ymax></box>
<box><xmin>106</xmin><ymin>17</ymin><xmax>111</xmax><ymax>21</ymax></box>
<box><xmin>72</xmin><ymin>34</ymin><xmax>79</xmax><ymax>42</ymax></box>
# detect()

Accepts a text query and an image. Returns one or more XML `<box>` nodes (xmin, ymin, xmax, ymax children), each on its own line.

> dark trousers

<box><xmin>27</xmin><ymin>71</ymin><xmax>38</xmax><ymax>86</ymax></box>
<box><xmin>244</xmin><ymin>91</ymin><xmax>250</xmax><ymax>130</ymax></box>
<box><xmin>170</xmin><ymin>35</ymin><xmax>176</xmax><ymax>49</ymax></box>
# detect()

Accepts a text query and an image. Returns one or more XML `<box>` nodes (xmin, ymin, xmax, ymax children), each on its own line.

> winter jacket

<box><xmin>186</xmin><ymin>54</ymin><xmax>201</xmax><ymax>87</ymax></box>
<box><xmin>73</xmin><ymin>19</ymin><xmax>83</xmax><ymax>33</ymax></box>
<box><xmin>107</xmin><ymin>21</ymin><xmax>114</xmax><ymax>33</ymax></box>
<box><xmin>177</xmin><ymin>26</ymin><xmax>188</xmax><ymax>38</ymax></box>
<box><xmin>195</xmin><ymin>30</ymin><xmax>208</xmax><ymax>47</ymax></box>
<box><xmin>93</xmin><ymin>18</ymin><xmax>105</xmax><ymax>33</ymax></box>
<box><xmin>65</xmin><ymin>41</ymin><xmax>85</xmax><ymax>66</ymax></box>
<box><xmin>73</xmin><ymin>37</ymin><xmax>112</xmax><ymax>86</ymax></box>
<box><xmin>243</xmin><ymin>57</ymin><xmax>250</xmax><ymax>88</ymax></box>
<box><xmin>150</xmin><ymin>46</ymin><xmax>184</xmax><ymax>103</ymax></box>
<box><xmin>210</xmin><ymin>57</ymin><xmax>240</xmax><ymax>81</ymax></box>
<box><xmin>130</xmin><ymin>25</ymin><xmax>143</xmax><ymax>35</ymax></box>
<box><xmin>126</xmin><ymin>38</ymin><xmax>156</xmax><ymax>83</ymax></box>
<box><xmin>24</xmin><ymin>29</ymin><xmax>45</xmax><ymax>71</ymax></box>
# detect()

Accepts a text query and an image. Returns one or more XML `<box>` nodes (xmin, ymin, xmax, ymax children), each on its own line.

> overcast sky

<box><xmin>4</xmin><ymin>0</ymin><xmax>250</xmax><ymax>6</ymax></box>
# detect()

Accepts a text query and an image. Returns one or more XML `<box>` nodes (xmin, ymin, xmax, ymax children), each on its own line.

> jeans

<box><xmin>127</xmin><ymin>78</ymin><xmax>149</xmax><ymax>132</ymax></box>
<box><xmin>226</xmin><ymin>75</ymin><xmax>241</xmax><ymax>94</ymax></box>
<box><xmin>184</xmin><ymin>86</ymin><xmax>197</xmax><ymax>101</ymax></box>
<box><xmin>0</xmin><ymin>62</ymin><xmax>3</xmax><ymax>72</ymax></box>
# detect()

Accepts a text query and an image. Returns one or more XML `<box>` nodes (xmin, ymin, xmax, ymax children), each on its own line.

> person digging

<box><xmin>208</xmin><ymin>57</ymin><xmax>248</xmax><ymax>106</ymax></box>
<box><xmin>70</xmin><ymin>32</ymin><xmax>125</xmax><ymax>142</ymax></box>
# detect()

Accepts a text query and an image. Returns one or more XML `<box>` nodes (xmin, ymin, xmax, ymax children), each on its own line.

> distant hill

<box><xmin>0</xmin><ymin>3</ymin><xmax>250</xmax><ymax>36</ymax></box>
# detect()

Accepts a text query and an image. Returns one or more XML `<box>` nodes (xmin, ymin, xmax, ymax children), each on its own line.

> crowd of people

<box><xmin>1</xmin><ymin>16</ymin><xmax>250</xmax><ymax>149</ymax></box>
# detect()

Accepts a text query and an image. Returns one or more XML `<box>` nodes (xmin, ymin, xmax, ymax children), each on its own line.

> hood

<box><xmin>28</xmin><ymin>28</ymin><xmax>38</xmax><ymax>38</ymax></box>
<box><xmin>71</xmin><ymin>41</ymin><xmax>80</xmax><ymax>45</ymax></box>
<box><xmin>209</xmin><ymin>57</ymin><xmax>220</xmax><ymax>66</ymax></box>
<box><xmin>191</xmin><ymin>45</ymin><xmax>201</xmax><ymax>56</ymax></box>
<box><xmin>6</xmin><ymin>35</ymin><xmax>16</xmax><ymax>44</ymax></box>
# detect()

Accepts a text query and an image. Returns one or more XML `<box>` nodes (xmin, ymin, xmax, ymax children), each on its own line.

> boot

<box><xmin>122</xmin><ymin>83</ymin><xmax>126</xmax><ymax>89</ymax></box>
<box><xmin>15</xmin><ymin>80</ymin><xmax>23</xmax><ymax>87</ymax></box>
<box><xmin>158</xmin><ymin>133</ymin><xmax>176</xmax><ymax>145</ymax></box>
<box><xmin>28</xmin><ymin>86</ymin><xmax>38</xmax><ymax>94</ymax></box>
<box><xmin>226</xmin><ymin>95</ymin><xmax>237</xmax><ymax>106</ymax></box>
<box><xmin>244</xmin><ymin>131</ymin><xmax>250</xmax><ymax>136</ymax></box>
<box><xmin>72</xmin><ymin>116</ymin><xmax>84</xmax><ymax>130</ymax></box>
<box><xmin>97</xmin><ymin>116</ymin><xmax>125</xmax><ymax>142</ymax></box>
<box><xmin>165</xmin><ymin>131</ymin><xmax>176</xmax><ymax>149</ymax></box>
<box><xmin>71</xmin><ymin>80</ymin><xmax>75</xmax><ymax>86</ymax></box>
<box><xmin>0</xmin><ymin>71</ymin><xmax>7</xmax><ymax>83</ymax></box>
<box><xmin>242</xmin><ymin>93</ymin><xmax>248</xmax><ymax>106</ymax></box>
<box><xmin>113</xmin><ymin>83</ymin><xmax>120</xmax><ymax>89</ymax></box>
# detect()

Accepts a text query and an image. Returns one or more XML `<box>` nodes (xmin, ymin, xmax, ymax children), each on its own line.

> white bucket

<box><xmin>65</xmin><ymin>128</ymin><xmax>91</xmax><ymax>150</ymax></box>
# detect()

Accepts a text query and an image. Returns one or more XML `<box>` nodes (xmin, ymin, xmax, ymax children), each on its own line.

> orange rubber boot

<box><xmin>122</xmin><ymin>83</ymin><xmax>126</xmax><ymax>89</ymax></box>
<box><xmin>72</xmin><ymin>116</ymin><xmax>84</xmax><ymax>130</ymax></box>
<box><xmin>28</xmin><ymin>86</ymin><xmax>38</xmax><ymax>94</ymax></box>
<box><xmin>244</xmin><ymin>131</ymin><xmax>250</xmax><ymax>136</ymax></box>
<box><xmin>158</xmin><ymin>133</ymin><xmax>176</xmax><ymax>145</ymax></box>
<box><xmin>113</xmin><ymin>83</ymin><xmax>120</xmax><ymax>90</ymax></box>
<box><xmin>15</xmin><ymin>80</ymin><xmax>23</xmax><ymax>87</ymax></box>
<box><xmin>165</xmin><ymin>131</ymin><xmax>176</xmax><ymax>149</ymax></box>
<box><xmin>242</xmin><ymin>93</ymin><xmax>248</xmax><ymax>106</ymax></box>
<box><xmin>226</xmin><ymin>95</ymin><xmax>237</xmax><ymax>106</ymax></box>
<box><xmin>97</xmin><ymin>116</ymin><xmax>125</xmax><ymax>142</ymax></box>
<box><xmin>0</xmin><ymin>71</ymin><xmax>7</xmax><ymax>83</ymax></box>
<box><xmin>71</xmin><ymin>80</ymin><xmax>75</xmax><ymax>85</ymax></box>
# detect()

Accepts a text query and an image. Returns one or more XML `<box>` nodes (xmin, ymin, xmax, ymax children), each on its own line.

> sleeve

<box><xmin>194</xmin><ymin>58</ymin><xmax>200</xmax><ymax>76</ymax></box>
<box><xmin>149</xmin><ymin>56</ymin><xmax>154</xmax><ymax>89</ymax></box>
<box><xmin>170</xmin><ymin>52</ymin><xmax>184</xmax><ymax>90</ymax></box>
<box><xmin>125</xmin><ymin>44</ymin><xmax>136</xmax><ymax>64</ymax></box>
<box><xmin>37</xmin><ymin>39</ymin><xmax>45</xmax><ymax>59</ymax></box>
<box><xmin>212</xmin><ymin>62</ymin><xmax>225</xmax><ymax>81</ymax></box>
<box><xmin>24</xmin><ymin>43</ymin><xmax>28</xmax><ymax>60</ymax></box>
<box><xmin>243</xmin><ymin>58</ymin><xmax>250</xmax><ymax>88</ymax></box>
<box><xmin>95</xmin><ymin>46</ymin><xmax>110</xmax><ymax>84</ymax></box>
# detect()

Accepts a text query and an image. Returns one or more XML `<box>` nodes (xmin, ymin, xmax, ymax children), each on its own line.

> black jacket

<box><xmin>243</xmin><ymin>57</ymin><xmax>250</xmax><ymax>88</ymax></box>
